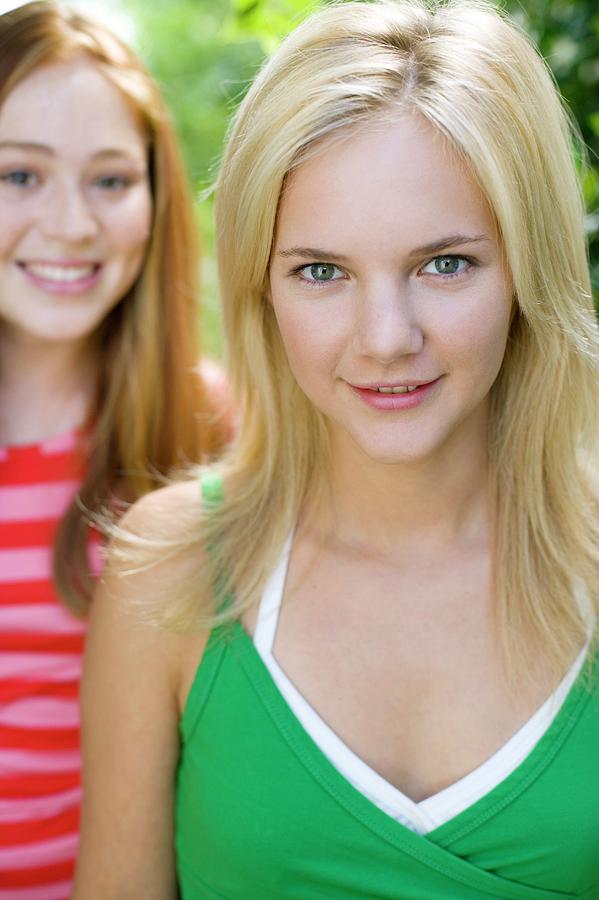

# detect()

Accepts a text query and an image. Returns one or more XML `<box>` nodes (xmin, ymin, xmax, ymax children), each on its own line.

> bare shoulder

<box><xmin>119</xmin><ymin>475</ymin><xmax>204</xmax><ymax>536</ymax></box>
<box><xmin>196</xmin><ymin>356</ymin><xmax>237</xmax><ymax>442</ymax></box>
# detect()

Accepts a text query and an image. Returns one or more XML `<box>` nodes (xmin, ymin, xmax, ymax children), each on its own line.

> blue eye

<box><xmin>0</xmin><ymin>170</ymin><xmax>38</xmax><ymax>188</ymax></box>
<box><xmin>300</xmin><ymin>263</ymin><xmax>343</xmax><ymax>283</ymax></box>
<box><xmin>421</xmin><ymin>255</ymin><xmax>470</xmax><ymax>277</ymax></box>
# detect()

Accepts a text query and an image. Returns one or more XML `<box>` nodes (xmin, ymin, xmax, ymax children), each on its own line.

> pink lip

<box><xmin>17</xmin><ymin>260</ymin><xmax>102</xmax><ymax>295</ymax></box>
<box><xmin>348</xmin><ymin>377</ymin><xmax>442</xmax><ymax>411</ymax></box>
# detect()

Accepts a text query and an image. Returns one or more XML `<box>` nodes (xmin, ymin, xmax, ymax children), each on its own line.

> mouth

<box><xmin>348</xmin><ymin>377</ymin><xmax>442</xmax><ymax>410</ymax></box>
<box><xmin>18</xmin><ymin>261</ymin><xmax>101</xmax><ymax>283</ymax></box>
<box><xmin>17</xmin><ymin>260</ymin><xmax>102</xmax><ymax>294</ymax></box>
<box><xmin>354</xmin><ymin>378</ymin><xmax>439</xmax><ymax>393</ymax></box>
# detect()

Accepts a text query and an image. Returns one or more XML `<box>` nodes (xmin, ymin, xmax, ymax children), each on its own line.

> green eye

<box><xmin>435</xmin><ymin>256</ymin><xmax>460</xmax><ymax>274</ymax></box>
<box><xmin>292</xmin><ymin>262</ymin><xmax>345</xmax><ymax>287</ymax></box>
<box><xmin>307</xmin><ymin>263</ymin><xmax>339</xmax><ymax>281</ymax></box>
<box><xmin>422</xmin><ymin>256</ymin><xmax>469</xmax><ymax>277</ymax></box>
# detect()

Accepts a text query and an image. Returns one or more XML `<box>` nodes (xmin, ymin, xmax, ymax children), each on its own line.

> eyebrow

<box><xmin>276</xmin><ymin>235</ymin><xmax>489</xmax><ymax>262</ymax></box>
<box><xmin>407</xmin><ymin>234</ymin><xmax>490</xmax><ymax>258</ymax></box>
<box><xmin>0</xmin><ymin>141</ymin><xmax>52</xmax><ymax>154</ymax></box>
<box><xmin>277</xmin><ymin>246</ymin><xmax>350</xmax><ymax>262</ymax></box>
<box><xmin>0</xmin><ymin>141</ymin><xmax>143</xmax><ymax>162</ymax></box>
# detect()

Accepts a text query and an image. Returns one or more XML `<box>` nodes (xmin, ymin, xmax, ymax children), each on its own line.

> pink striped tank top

<box><xmin>0</xmin><ymin>430</ymin><xmax>89</xmax><ymax>900</ymax></box>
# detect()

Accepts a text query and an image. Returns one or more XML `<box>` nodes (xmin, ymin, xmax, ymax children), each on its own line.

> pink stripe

<box><xmin>0</xmin><ymin>654</ymin><xmax>81</xmax><ymax>680</ymax></box>
<box><xmin>0</xmin><ymin>548</ymin><xmax>51</xmax><ymax>583</ymax></box>
<box><xmin>0</xmin><ymin>832</ymin><xmax>78</xmax><ymax>868</ymax></box>
<box><xmin>0</xmin><ymin>881</ymin><xmax>73</xmax><ymax>900</ymax></box>
<box><xmin>0</xmin><ymin>604</ymin><xmax>85</xmax><ymax>635</ymax></box>
<box><xmin>0</xmin><ymin>788</ymin><xmax>81</xmax><ymax>822</ymax></box>
<box><xmin>87</xmin><ymin>538</ymin><xmax>103</xmax><ymax>577</ymax></box>
<box><xmin>0</xmin><ymin>482</ymin><xmax>79</xmax><ymax>523</ymax></box>
<box><xmin>0</xmin><ymin>748</ymin><xmax>80</xmax><ymax>774</ymax></box>
<box><xmin>40</xmin><ymin>431</ymin><xmax>79</xmax><ymax>455</ymax></box>
<box><xmin>0</xmin><ymin>697</ymin><xmax>79</xmax><ymax>729</ymax></box>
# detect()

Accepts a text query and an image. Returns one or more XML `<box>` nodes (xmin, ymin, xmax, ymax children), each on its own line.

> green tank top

<box><xmin>175</xmin><ymin>475</ymin><xmax>599</xmax><ymax>899</ymax></box>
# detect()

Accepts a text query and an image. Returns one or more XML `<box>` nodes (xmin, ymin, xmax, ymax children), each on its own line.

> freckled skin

<box><xmin>269</xmin><ymin>115</ymin><xmax>513</xmax><ymax>468</ymax></box>
<box><xmin>0</xmin><ymin>61</ymin><xmax>152</xmax><ymax>347</ymax></box>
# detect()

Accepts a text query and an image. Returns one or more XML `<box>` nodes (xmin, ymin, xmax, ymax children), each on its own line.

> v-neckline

<box><xmin>249</xmin><ymin>531</ymin><xmax>589</xmax><ymax>834</ymax></box>
<box><xmin>231</xmin><ymin>617</ymin><xmax>591</xmax><ymax>849</ymax></box>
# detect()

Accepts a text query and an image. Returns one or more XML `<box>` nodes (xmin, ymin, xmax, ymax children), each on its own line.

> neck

<box><xmin>309</xmin><ymin>420</ymin><xmax>493</xmax><ymax>559</ymax></box>
<box><xmin>0</xmin><ymin>326</ymin><xmax>98</xmax><ymax>445</ymax></box>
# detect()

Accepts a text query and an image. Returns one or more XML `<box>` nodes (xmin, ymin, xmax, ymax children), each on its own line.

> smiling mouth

<box><xmin>19</xmin><ymin>262</ymin><xmax>100</xmax><ymax>283</ymax></box>
<box><xmin>349</xmin><ymin>378</ymin><xmax>442</xmax><ymax>409</ymax></box>
<box><xmin>375</xmin><ymin>385</ymin><xmax>420</xmax><ymax>394</ymax></box>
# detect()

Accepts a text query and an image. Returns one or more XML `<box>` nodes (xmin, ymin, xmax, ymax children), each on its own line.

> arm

<box><xmin>72</xmin><ymin>483</ymin><xmax>208</xmax><ymax>899</ymax></box>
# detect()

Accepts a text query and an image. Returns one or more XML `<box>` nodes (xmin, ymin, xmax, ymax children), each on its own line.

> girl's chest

<box><xmin>268</xmin><ymin>548</ymin><xmax>560</xmax><ymax>803</ymax></box>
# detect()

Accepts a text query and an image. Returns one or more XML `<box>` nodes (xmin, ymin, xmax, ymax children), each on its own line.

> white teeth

<box><xmin>376</xmin><ymin>385</ymin><xmax>420</xmax><ymax>394</ymax></box>
<box><xmin>25</xmin><ymin>263</ymin><xmax>96</xmax><ymax>282</ymax></box>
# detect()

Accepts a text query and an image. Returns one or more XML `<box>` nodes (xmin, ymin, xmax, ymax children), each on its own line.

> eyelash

<box><xmin>290</xmin><ymin>255</ymin><xmax>475</xmax><ymax>287</ymax></box>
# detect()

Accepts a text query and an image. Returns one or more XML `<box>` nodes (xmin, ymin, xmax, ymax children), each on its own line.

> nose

<box><xmin>40</xmin><ymin>178</ymin><xmax>100</xmax><ymax>244</ymax></box>
<box><xmin>353</xmin><ymin>278</ymin><xmax>424</xmax><ymax>363</ymax></box>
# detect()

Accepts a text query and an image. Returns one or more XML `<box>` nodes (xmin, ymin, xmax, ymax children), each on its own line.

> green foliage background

<box><xmin>82</xmin><ymin>0</ymin><xmax>599</xmax><ymax>354</ymax></box>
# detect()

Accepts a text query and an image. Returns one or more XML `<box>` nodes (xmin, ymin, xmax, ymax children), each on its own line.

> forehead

<box><xmin>275</xmin><ymin>114</ymin><xmax>495</xmax><ymax>255</ymax></box>
<box><xmin>0</xmin><ymin>60</ymin><xmax>146</xmax><ymax>153</ymax></box>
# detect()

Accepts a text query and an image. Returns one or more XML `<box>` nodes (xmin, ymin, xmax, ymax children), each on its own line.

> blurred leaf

<box><xmin>589</xmin><ymin>112</ymin><xmax>599</xmax><ymax>138</ymax></box>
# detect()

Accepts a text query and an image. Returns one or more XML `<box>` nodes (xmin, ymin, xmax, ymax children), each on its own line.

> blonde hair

<box><xmin>129</xmin><ymin>0</ymin><xmax>599</xmax><ymax>680</ymax></box>
<box><xmin>0</xmin><ymin>1</ymin><xmax>229</xmax><ymax>613</ymax></box>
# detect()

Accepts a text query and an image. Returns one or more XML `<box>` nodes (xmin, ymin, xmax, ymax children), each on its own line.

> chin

<box><xmin>28</xmin><ymin>319</ymin><xmax>103</xmax><ymax>345</ymax></box>
<box><xmin>352</xmin><ymin>436</ymin><xmax>439</xmax><ymax>467</ymax></box>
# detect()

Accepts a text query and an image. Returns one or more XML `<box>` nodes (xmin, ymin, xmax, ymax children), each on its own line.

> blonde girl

<box><xmin>75</xmin><ymin>1</ymin><xmax>598</xmax><ymax>897</ymax></box>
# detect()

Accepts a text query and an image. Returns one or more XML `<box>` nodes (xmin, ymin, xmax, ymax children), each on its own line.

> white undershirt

<box><xmin>253</xmin><ymin>534</ymin><xmax>588</xmax><ymax>835</ymax></box>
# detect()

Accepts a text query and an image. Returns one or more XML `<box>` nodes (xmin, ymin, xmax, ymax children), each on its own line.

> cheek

<box><xmin>0</xmin><ymin>205</ymin><xmax>31</xmax><ymax>255</ymax></box>
<box><xmin>105</xmin><ymin>187</ymin><xmax>152</xmax><ymax>253</ymax></box>
<box><xmin>273</xmin><ymin>298</ymin><xmax>346</xmax><ymax>381</ymax></box>
<box><xmin>443</xmin><ymin>301</ymin><xmax>511</xmax><ymax>381</ymax></box>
